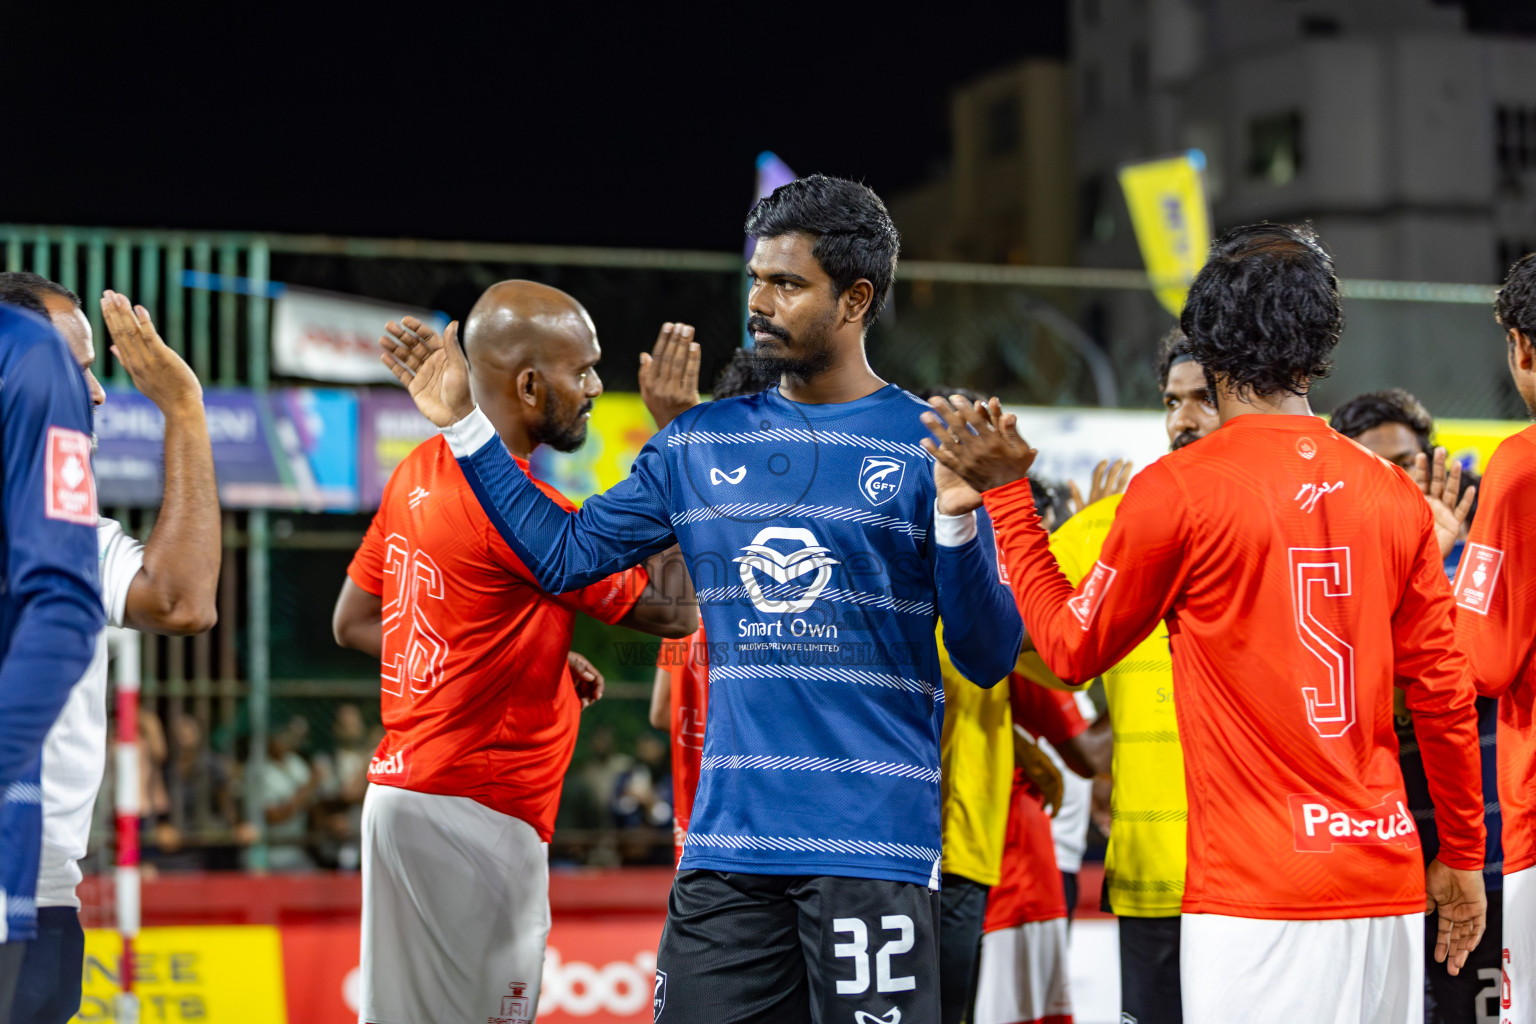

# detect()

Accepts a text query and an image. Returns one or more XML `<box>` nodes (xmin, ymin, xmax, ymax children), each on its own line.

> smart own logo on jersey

<box><xmin>734</xmin><ymin>526</ymin><xmax>840</xmax><ymax>614</ymax></box>
<box><xmin>858</xmin><ymin>455</ymin><xmax>906</xmax><ymax>506</ymax></box>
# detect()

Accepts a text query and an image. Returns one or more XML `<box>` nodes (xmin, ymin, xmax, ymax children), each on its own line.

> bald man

<box><xmin>333</xmin><ymin>281</ymin><xmax>697</xmax><ymax>1024</ymax></box>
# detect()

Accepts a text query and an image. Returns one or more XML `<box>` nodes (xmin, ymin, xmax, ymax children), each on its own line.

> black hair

<box><xmin>0</xmin><ymin>271</ymin><xmax>81</xmax><ymax>310</ymax></box>
<box><xmin>1156</xmin><ymin>328</ymin><xmax>1195</xmax><ymax>391</ymax></box>
<box><xmin>0</xmin><ymin>282</ymin><xmax>50</xmax><ymax>320</ymax></box>
<box><xmin>711</xmin><ymin>348</ymin><xmax>778</xmax><ymax>400</ymax></box>
<box><xmin>1180</xmin><ymin>223</ymin><xmax>1342</xmax><ymax>398</ymax></box>
<box><xmin>1330</xmin><ymin>389</ymin><xmax>1435</xmax><ymax>452</ymax></box>
<box><xmin>744</xmin><ymin>174</ymin><xmax>900</xmax><ymax>326</ymax></box>
<box><xmin>1496</xmin><ymin>252</ymin><xmax>1536</xmax><ymax>337</ymax></box>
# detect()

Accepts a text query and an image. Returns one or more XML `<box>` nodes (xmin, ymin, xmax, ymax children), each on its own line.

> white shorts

<box><xmin>1181</xmin><ymin>912</ymin><xmax>1422</xmax><ymax>1024</ymax></box>
<box><xmin>360</xmin><ymin>785</ymin><xmax>550</xmax><ymax>1024</ymax></box>
<box><xmin>973</xmin><ymin>917</ymin><xmax>1073</xmax><ymax>1024</ymax></box>
<box><xmin>1507</xmin><ymin>867</ymin><xmax>1536</xmax><ymax>1024</ymax></box>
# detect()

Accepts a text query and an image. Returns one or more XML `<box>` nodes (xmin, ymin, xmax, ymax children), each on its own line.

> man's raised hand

<box><xmin>100</xmin><ymin>290</ymin><xmax>202</xmax><ymax>413</ymax></box>
<box><xmin>1409</xmin><ymin>447</ymin><xmax>1477</xmax><ymax>558</ymax></box>
<box><xmin>638</xmin><ymin>322</ymin><xmax>700</xmax><ymax>430</ymax></box>
<box><xmin>921</xmin><ymin>395</ymin><xmax>1038</xmax><ymax>494</ymax></box>
<box><xmin>379</xmin><ymin>316</ymin><xmax>474</xmax><ymax>428</ymax></box>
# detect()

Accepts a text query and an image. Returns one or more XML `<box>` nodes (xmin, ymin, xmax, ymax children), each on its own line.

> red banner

<box><xmin>278</xmin><ymin>917</ymin><xmax>666</xmax><ymax>1023</ymax></box>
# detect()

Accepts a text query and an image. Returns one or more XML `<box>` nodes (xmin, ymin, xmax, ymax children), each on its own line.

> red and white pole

<box><xmin>110</xmin><ymin>627</ymin><xmax>141</xmax><ymax>1023</ymax></box>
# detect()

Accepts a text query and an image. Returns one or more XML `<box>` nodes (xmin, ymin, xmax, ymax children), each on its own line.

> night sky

<box><xmin>8</xmin><ymin>7</ymin><xmax>1067</xmax><ymax>251</ymax></box>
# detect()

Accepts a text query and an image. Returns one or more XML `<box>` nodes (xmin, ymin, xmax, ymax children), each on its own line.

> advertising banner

<box><xmin>357</xmin><ymin>389</ymin><xmax>438</xmax><ymax>508</ymax></box>
<box><xmin>94</xmin><ymin>386</ymin><xmax>358</xmax><ymax>511</ymax></box>
<box><xmin>272</xmin><ymin>287</ymin><xmax>448</xmax><ymax>384</ymax></box>
<box><xmin>279</xmin><ymin>918</ymin><xmax>665</xmax><ymax>1023</ymax></box>
<box><xmin>1119</xmin><ymin>150</ymin><xmax>1212</xmax><ymax>317</ymax></box>
<box><xmin>75</xmin><ymin>926</ymin><xmax>287</xmax><ymax>1022</ymax></box>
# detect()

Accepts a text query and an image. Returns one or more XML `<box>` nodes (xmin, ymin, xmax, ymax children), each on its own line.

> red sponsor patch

<box><xmin>993</xmin><ymin>530</ymin><xmax>1011</xmax><ymax>585</ymax></box>
<box><xmin>44</xmin><ymin>427</ymin><xmax>97</xmax><ymax>525</ymax></box>
<box><xmin>1287</xmin><ymin>793</ymin><xmax>1418</xmax><ymax>853</ymax></box>
<box><xmin>1066</xmin><ymin>561</ymin><xmax>1116</xmax><ymax>630</ymax></box>
<box><xmin>1453</xmin><ymin>543</ymin><xmax>1505</xmax><ymax>616</ymax></box>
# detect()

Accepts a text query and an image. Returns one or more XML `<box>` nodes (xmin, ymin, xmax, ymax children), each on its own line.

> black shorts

<box><xmin>1119</xmin><ymin>914</ymin><xmax>1182</xmax><ymax>1024</ymax></box>
<box><xmin>1424</xmin><ymin>886</ymin><xmax>1503</xmax><ymax>1024</ymax></box>
<box><xmin>654</xmin><ymin>869</ymin><xmax>940</xmax><ymax>1024</ymax></box>
<box><xmin>936</xmin><ymin>874</ymin><xmax>990</xmax><ymax>1024</ymax></box>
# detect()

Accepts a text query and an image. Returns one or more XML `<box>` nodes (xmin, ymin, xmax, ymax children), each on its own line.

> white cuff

<box><xmin>934</xmin><ymin>502</ymin><xmax>978</xmax><ymax>547</ymax></box>
<box><xmin>441</xmin><ymin>406</ymin><xmax>498</xmax><ymax>459</ymax></box>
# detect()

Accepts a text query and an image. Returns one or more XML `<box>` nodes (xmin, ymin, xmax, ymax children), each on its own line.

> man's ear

<box><xmin>517</xmin><ymin>367</ymin><xmax>542</xmax><ymax>408</ymax></box>
<box><xmin>1512</xmin><ymin>329</ymin><xmax>1536</xmax><ymax>373</ymax></box>
<box><xmin>842</xmin><ymin>279</ymin><xmax>875</xmax><ymax>326</ymax></box>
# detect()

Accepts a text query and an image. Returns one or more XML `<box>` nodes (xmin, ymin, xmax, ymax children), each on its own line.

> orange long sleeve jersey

<box><xmin>982</xmin><ymin>415</ymin><xmax>1484</xmax><ymax>920</ymax></box>
<box><xmin>1452</xmin><ymin>425</ymin><xmax>1536</xmax><ymax>875</ymax></box>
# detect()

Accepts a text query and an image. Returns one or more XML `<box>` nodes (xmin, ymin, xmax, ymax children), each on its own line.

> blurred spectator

<box><xmin>611</xmin><ymin>733</ymin><xmax>672</xmax><ymax>830</ymax></box>
<box><xmin>311</xmin><ymin>704</ymin><xmax>372</xmax><ymax>870</ymax></box>
<box><xmin>576</xmin><ymin>726</ymin><xmax>633</xmax><ymax>825</ymax></box>
<box><xmin>150</xmin><ymin>714</ymin><xmax>243</xmax><ymax>871</ymax></box>
<box><xmin>247</xmin><ymin>716</ymin><xmax>317</xmax><ymax>870</ymax></box>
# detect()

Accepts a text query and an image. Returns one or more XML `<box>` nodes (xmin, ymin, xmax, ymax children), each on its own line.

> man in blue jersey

<box><xmin>378</xmin><ymin>175</ymin><xmax>1022</xmax><ymax>1023</ymax></box>
<box><xmin>0</xmin><ymin>297</ymin><xmax>103</xmax><ymax>1022</ymax></box>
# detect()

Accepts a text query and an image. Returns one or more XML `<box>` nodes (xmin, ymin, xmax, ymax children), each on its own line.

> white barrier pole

<box><xmin>109</xmin><ymin>627</ymin><xmax>141</xmax><ymax>1023</ymax></box>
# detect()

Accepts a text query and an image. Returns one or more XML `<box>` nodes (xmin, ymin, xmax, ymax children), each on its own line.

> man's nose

<box><xmin>586</xmin><ymin>368</ymin><xmax>604</xmax><ymax>398</ymax></box>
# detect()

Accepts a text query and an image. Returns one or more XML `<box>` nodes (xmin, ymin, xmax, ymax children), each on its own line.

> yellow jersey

<box><xmin>1050</xmin><ymin>493</ymin><xmax>1187</xmax><ymax>917</ymax></box>
<box><xmin>937</xmin><ymin>627</ymin><xmax>1013</xmax><ymax>886</ymax></box>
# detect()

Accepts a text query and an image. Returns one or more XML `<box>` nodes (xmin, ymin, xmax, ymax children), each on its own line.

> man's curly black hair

<box><xmin>1496</xmin><ymin>252</ymin><xmax>1536</xmax><ymax>337</ymax></box>
<box><xmin>1330</xmin><ymin>388</ymin><xmax>1435</xmax><ymax>452</ymax></box>
<box><xmin>744</xmin><ymin>174</ymin><xmax>900</xmax><ymax>327</ymax></box>
<box><xmin>1179</xmin><ymin>223</ymin><xmax>1342</xmax><ymax>398</ymax></box>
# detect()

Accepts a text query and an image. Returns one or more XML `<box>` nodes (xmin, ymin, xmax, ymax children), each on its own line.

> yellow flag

<box><xmin>1119</xmin><ymin>151</ymin><xmax>1212</xmax><ymax>317</ymax></box>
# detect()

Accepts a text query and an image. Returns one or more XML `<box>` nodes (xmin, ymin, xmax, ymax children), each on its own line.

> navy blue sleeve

<box><xmin>456</xmin><ymin>425</ymin><xmax>677</xmax><ymax>594</ymax></box>
<box><xmin>934</xmin><ymin>508</ymin><xmax>1022</xmax><ymax>688</ymax></box>
<box><xmin>0</xmin><ymin>339</ymin><xmax>105</xmax><ymax>789</ymax></box>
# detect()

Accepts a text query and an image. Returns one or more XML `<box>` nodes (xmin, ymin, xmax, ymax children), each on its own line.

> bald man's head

<box><xmin>463</xmin><ymin>280</ymin><xmax>604</xmax><ymax>454</ymax></box>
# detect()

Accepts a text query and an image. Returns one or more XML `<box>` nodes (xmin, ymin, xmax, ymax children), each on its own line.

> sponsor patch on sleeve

<box><xmin>1066</xmin><ymin>561</ymin><xmax>1116</xmax><ymax>629</ymax></box>
<box><xmin>44</xmin><ymin>427</ymin><xmax>98</xmax><ymax>525</ymax></box>
<box><xmin>993</xmin><ymin>531</ymin><xmax>1011</xmax><ymax>585</ymax></box>
<box><xmin>1453</xmin><ymin>543</ymin><xmax>1505</xmax><ymax>616</ymax></box>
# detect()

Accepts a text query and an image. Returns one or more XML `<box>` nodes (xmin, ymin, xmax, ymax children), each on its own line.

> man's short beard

<box><xmin>1171</xmin><ymin>431</ymin><xmax>1201</xmax><ymax>451</ymax></box>
<box><xmin>747</xmin><ymin>311</ymin><xmax>838</xmax><ymax>383</ymax></box>
<box><xmin>532</xmin><ymin>390</ymin><xmax>593</xmax><ymax>453</ymax></box>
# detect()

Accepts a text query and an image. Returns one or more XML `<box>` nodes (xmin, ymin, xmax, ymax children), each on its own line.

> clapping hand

<box><xmin>638</xmin><ymin>323</ymin><xmax>700</xmax><ymax>430</ymax></box>
<box><xmin>1409</xmin><ymin>448</ymin><xmax>1476</xmax><ymax>558</ymax></box>
<box><xmin>921</xmin><ymin>396</ymin><xmax>1038</xmax><ymax>494</ymax></box>
<box><xmin>379</xmin><ymin>316</ymin><xmax>474</xmax><ymax>428</ymax></box>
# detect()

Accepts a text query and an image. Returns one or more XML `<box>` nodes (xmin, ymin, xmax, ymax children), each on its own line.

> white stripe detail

<box><xmin>709</xmin><ymin>663</ymin><xmax>937</xmax><ymax>699</ymax></box>
<box><xmin>699</xmin><ymin>754</ymin><xmax>941</xmax><ymax>783</ymax></box>
<box><xmin>684</xmin><ymin>831</ymin><xmax>942</xmax><ymax>863</ymax></box>
<box><xmin>672</xmin><ymin>502</ymin><xmax>927</xmax><ymax>540</ymax></box>
<box><xmin>2</xmin><ymin>782</ymin><xmax>42</xmax><ymax>805</ymax></box>
<box><xmin>695</xmin><ymin>583</ymin><xmax>933</xmax><ymax>616</ymax></box>
<box><xmin>6</xmin><ymin>892</ymin><xmax>37</xmax><ymax>919</ymax></box>
<box><xmin>668</xmin><ymin>429</ymin><xmax>930</xmax><ymax>459</ymax></box>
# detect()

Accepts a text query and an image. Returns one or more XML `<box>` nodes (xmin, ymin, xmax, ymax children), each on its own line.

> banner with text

<box><xmin>272</xmin><ymin>287</ymin><xmax>448</xmax><ymax>384</ymax></box>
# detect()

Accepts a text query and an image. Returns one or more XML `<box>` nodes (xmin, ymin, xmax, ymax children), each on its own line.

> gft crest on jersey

<box><xmin>858</xmin><ymin>455</ymin><xmax>907</xmax><ymax>507</ymax></box>
<box><xmin>734</xmin><ymin>526</ymin><xmax>840</xmax><ymax>614</ymax></box>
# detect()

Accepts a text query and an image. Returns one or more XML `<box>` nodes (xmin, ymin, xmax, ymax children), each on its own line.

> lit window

<box><xmin>1247</xmin><ymin>111</ymin><xmax>1304</xmax><ymax>185</ymax></box>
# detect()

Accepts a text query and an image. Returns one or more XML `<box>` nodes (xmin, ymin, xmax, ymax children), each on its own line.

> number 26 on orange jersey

<box><xmin>1288</xmin><ymin>547</ymin><xmax>1357</xmax><ymax>739</ymax></box>
<box><xmin>380</xmin><ymin>533</ymin><xmax>450</xmax><ymax>698</ymax></box>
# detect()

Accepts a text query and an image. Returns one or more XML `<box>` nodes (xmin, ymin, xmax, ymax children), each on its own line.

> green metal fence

<box><xmin>2</xmin><ymin>223</ymin><xmax>1512</xmax><ymax>874</ymax></box>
